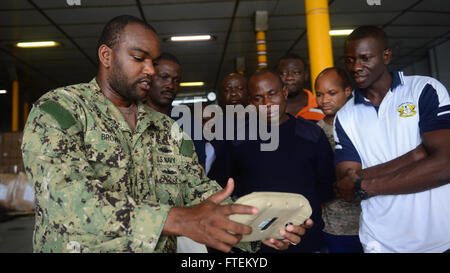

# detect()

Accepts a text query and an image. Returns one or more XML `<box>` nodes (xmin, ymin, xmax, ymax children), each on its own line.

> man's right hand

<box><xmin>335</xmin><ymin>168</ymin><xmax>360</xmax><ymax>201</ymax></box>
<box><xmin>163</xmin><ymin>178</ymin><xmax>258</xmax><ymax>252</ymax></box>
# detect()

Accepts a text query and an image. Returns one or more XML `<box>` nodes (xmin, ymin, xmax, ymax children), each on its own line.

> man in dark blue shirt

<box><xmin>216</xmin><ymin>69</ymin><xmax>335</xmax><ymax>253</ymax></box>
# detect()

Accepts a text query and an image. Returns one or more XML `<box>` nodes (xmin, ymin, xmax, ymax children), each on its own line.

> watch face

<box><xmin>356</xmin><ymin>189</ymin><xmax>369</xmax><ymax>200</ymax></box>
<box><xmin>354</xmin><ymin>179</ymin><xmax>369</xmax><ymax>200</ymax></box>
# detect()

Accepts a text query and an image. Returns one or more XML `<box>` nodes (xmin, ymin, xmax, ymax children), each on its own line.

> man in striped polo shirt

<box><xmin>334</xmin><ymin>26</ymin><xmax>450</xmax><ymax>253</ymax></box>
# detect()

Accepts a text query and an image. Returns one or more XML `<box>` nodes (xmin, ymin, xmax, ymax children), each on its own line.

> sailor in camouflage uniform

<box><xmin>22</xmin><ymin>15</ymin><xmax>309</xmax><ymax>253</ymax></box>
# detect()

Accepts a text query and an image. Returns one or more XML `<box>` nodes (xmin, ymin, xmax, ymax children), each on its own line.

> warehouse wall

<box><xmin>433</xmin><ymin>39</ymin><xmax>450</xmax><ymax>90</ymax></box>
<box><xmin>403</xmin><ymin>57</ymin><xmax>431</xmax><ymax>78</ymax></box>
<box><xmin>403</xmin><ymin>39</ymin><xmax>450</xmax><ymax>91</ymax></box>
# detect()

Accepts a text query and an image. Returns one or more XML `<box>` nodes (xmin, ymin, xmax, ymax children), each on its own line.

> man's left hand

<box><xmin>262</xmin><ymin>219</ymin><xmax>313</xmax><ymax>250</ymax></box>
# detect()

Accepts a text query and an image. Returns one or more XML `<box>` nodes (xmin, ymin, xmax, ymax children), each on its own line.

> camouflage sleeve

<box><xmin>173</xmin><ymin>133</ymin><xmax>259</xmax><ymax>253</ymax></box>
<box><xmin>22</xmin><ymin>100</ymin><xmax>170</xmax><ymax>253</ymax></box>
<box><xmin>164</xmin><ymin>123</ymin><xmax>221</xmax><ymax>207</ymax></box>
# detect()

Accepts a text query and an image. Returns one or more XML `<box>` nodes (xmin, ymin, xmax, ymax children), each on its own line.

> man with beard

<box><xmin>146</xmin><ymin>53</ymin><xmax>206</xmax><ymax>169</ymax></box>
<box><xmin>21</xmin><ymin>15</ymin><xmax>309</xmax><ymax>253</ymax></box>
<box><xmin>334</xmin><ymin>26</ymin><xmax>450</xmax><ymax>253</ymax></box>
<box><xmin>218</xmin><ymin>69</ymin><xmax>335</xmax><ymax>253</ymax></box>
<box><xmin>277</xmin><ymin>54</ymin><xmax>325</xmax><ymax>122</ymax></box>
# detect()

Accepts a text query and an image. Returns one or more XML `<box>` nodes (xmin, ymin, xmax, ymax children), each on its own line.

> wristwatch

<box><xmin>354</xmin><ymin>178</ymin><xmax>369</xmax><ymax>200</ymax></box>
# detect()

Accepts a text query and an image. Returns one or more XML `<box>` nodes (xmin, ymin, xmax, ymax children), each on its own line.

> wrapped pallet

<box><xmin>0</xmin><ymin>132</ymin><xmax>25</xmax><ymax>174</ymax></box>
<box><xmin>0</xmin><ymin>173</ymin><xmax>35</xmax><ymax>213</ymax></box>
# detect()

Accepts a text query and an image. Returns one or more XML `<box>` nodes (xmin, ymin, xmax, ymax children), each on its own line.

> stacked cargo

<box><xmin>0</xmin><ymin>132</ymin><xmax>25</xmax><ymax>174</ymax></box>
<box><xmin>0</xmin><ymin>132</ymin><xmax>34</xmax><ymax>215</ymax></box>
<box><xmin>0</xmin><ymin>173</ymin><xmax>34</xmax><ymax>213</ymax></box>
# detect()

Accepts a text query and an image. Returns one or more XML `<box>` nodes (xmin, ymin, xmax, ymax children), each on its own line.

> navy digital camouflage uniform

<box><xmin>22</xmin><ymin>78</ymin><xmax>254</xmax><ymax>253</ymax></box>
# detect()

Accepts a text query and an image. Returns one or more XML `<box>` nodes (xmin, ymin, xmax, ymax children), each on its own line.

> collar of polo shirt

<box><xmin>354</xmin><ymin>71</ymin><xmax>405</xmax><ymax>105</ymax></box>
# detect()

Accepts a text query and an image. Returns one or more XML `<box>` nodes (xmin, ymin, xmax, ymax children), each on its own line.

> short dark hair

<box><xmin>250</xmin><ymin>68</ymin><xmax>284</xmax><ymax>88</ymax></box>
<box><xmin>346</xmin><ymin>25</ymin><xmax>388</xmax><ymax>50</ymax></box>
<box><xmin>278</xmin><ymin>53</ymin><xmax>308</xmax><ymax>70</ymax></box>
<box><xmin>97</xmin><ymin>15</ymin><xmax>157</xmax><ymax>53</ymax></box>
<box><xmin>157</xmin><ymin>52</ymin><xmax>181</xmax><ymax>66</ymax></box>
<box><xmin>315</xmin><ymin>67</ymin><xmax>351</xmax><ymax>90</ymax></box>
<box><xmin>223</xmin><ymin>72</ymin><xmax>247</xmax><ymax>84</ymax></box>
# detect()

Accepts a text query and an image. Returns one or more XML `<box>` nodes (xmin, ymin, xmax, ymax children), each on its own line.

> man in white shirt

<box><xmin>334</xmin><ymin>25</ymin><xmax>450</xmax><ymax>253</ymax></box>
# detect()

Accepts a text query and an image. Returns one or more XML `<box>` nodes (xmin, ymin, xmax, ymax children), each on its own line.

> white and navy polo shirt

<box><xmin>334</xmin><ymin>71</ymin><xmax>450</xmax><ymax>253</ymax></box>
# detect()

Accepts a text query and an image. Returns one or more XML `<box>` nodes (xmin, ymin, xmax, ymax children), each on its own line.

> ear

<box><xmin>282</xmin><ymin>85</ymin><xmax>289</xmax><ymax>99</ymax></box>
<box><xmin>344</xmin><ymin>86</ymin><xmax>352</xmax><ymax>98</ymax></box>
<box><xmin>383</xmin><ymin>48</ymin><xmax>392</xmax><ymax>65</ymax></box>
<box><xmin>98</xmin><ymin>44</ymin><xmax>113</xmax><ymax>68</ymax></box>
<box><xmin>304</xmin><ymin>70</ymin><xmax>309</xmax><ymax>82</ymax></box>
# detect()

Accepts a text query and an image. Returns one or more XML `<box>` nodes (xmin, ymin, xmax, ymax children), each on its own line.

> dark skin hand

<box><xmin>262</xmin><ymin>219</ymin><xmax>313</xmax><ymax>250</ymax></box>
<box><xmin>334</xmin><ymin>168</ymin><xmax>361</xmax><ymax>201</ymax></box>
<box><xmin>336</xmin><ymin>129</ymin><xmax>450</xmax><ymax>201</ymax></box>
<box><xmin>163</xmin><ymin>178</ymin><xmax>313</xmax><ymax>252</ymax></box>
<box><xmin>163</xmin><ymin>178</ymin><xmax>256</xmax><ymax>252</ymax></box>
<box><xmin>335</xmin><ymin>144</ymin><xmax>428</xmax><ymax>201</ymax></box>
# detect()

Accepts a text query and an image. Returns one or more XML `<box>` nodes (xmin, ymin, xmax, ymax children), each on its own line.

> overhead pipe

<box><xmin>214</xmin><ymin>0</ymin><xmax>240</xmax><ymax>89</ymax></box>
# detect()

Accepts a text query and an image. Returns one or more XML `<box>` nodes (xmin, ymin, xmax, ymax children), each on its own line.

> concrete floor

<box><xmin>0</xmin><ymin>214</ymin><xmax>34</xmax><ymax>253</ymax></box>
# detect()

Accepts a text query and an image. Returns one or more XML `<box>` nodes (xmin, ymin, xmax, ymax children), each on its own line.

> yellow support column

<box><xmin>23</xmin><ymin>101</ymin><xmax>29</xmax><ymax>128</ymax></box>
<box><xmin>305</xmin><ymin>0</ymin><xmax>334</xmax><ymax>95</ymax></box>
<box><xmin>11</xmin><ymin>80</ymin><xmax>20</xmax><ymax>132</ymax></box>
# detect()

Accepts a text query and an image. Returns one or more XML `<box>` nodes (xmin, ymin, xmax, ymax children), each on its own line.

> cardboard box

<box><xmin>0</xmin><ymin>173</ymin><xmax>34</xmax><ymax>212</ymax></box>
<box><xmin>0</xmin><ymin>132</ymin><xmax>25</xmax><ymax>174</ymax></box>
<box><xmin>0</xmin><ymin>132</ymin><xmax>23</xmax><ymax>151</ymax></box>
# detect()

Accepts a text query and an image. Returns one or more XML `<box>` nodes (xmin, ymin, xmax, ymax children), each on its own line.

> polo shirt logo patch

<box><xmin>397</xmin><ymin>103</ymin><xmax>417</xmax><ymax>118</ymax></box>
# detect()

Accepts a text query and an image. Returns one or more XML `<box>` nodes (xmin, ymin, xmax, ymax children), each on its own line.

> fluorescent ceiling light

<box><xmin>170</xmin><ymin>35</ymin><xmax>212</xmax><ymax>42</ymax></box>
<box><xmin>180</xmin><ymin>82</ymin><xmax>205</xmax><ymax>87</ymax></box>
<box><xmin>16</xmin><ymin>41</ymin><xmax>60</xmax><ymax>48</ymax></box>
<box><xmin>172</xmin><ymin>97</ymin><xmax>208</xmax><ymax>105</ymax></box>
<box><xmin>329</xmin><ymin>29</ymin><xmax>354</xmax><ymax>36</ymax></box>
<box><xmin>0</xmin><ymin>90</ymin><xmax>7</xmax><ymax>94</ymax></box>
